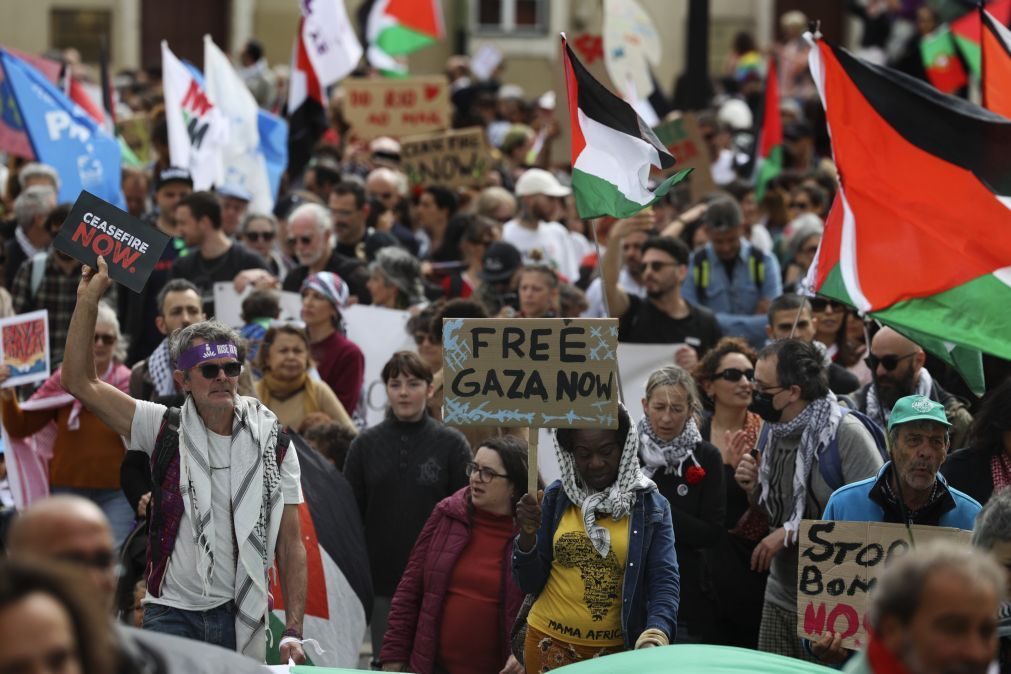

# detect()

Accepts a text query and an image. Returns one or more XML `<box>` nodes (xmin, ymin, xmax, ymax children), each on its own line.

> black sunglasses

<box><xmin>714</xmin><ymin>367</ymin><xmax>754</xmax><ymax>382</ymax></box>
<box><xmin>810</xmin><ymin>298</ymin><xmax>844</xmax><ymax>312</ymax></box>
<box><xmin>196</xmin><ymin>361</ymin><xmax>243</xmax><ymax>379</ymax></box>
<box><xmin>643</xmin><ymin>260</ymin><xmax>680</xmax><ymax>272</ymax></box>
<box><xmin>287</xmin><ymin>235</ymin><xmax>314</xmax><ymax>246</ymax></box>
<box><xmin>864</xmin><ymin>352</ymin><xmax>916</xmax><ymax>372</ymax></box>
<box><xmin>790</xmin><ymin>201</ymin><xmax>811</xmax><ymax>210</ymax></box>
<box><xmin>245</xmin><ymin>231</ymin><xmax>275</xmax><ymax>242</ymax></box>
<box><xmin>94</xmin><ymin>334</ymin><xmax>116</xmax><ymax>345</ymax></box>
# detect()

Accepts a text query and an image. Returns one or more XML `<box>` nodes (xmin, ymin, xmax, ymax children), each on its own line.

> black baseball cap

<box><xmin>155</xmin><ymin>166</ymin><xmax>193</xmax><ymax>191</ymax></box>
<box><xmin>479</xmin><ymin>241</ymin><xmax>522</xmax><ymax>283</ymax></box>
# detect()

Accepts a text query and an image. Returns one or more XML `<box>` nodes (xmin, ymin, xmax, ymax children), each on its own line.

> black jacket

<box><xmin>282</xmin><ymin>250</ymin><xmax>372</xmax><ymax>303</ymax></box>
<box><xmin>940</xmin><ymin>445</ymin><xmax>996</xmax><ymax>506</ymax></box>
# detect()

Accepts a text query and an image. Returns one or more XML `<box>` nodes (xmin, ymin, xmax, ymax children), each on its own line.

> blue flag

<box><xmin>258</xmin><ymin>109</ymin><xmax>288</xmax><ymax>202</ymax></box>
<box><xmin>0</xmin><ymin>49</ymin><xmax>124</xmax><ymax>208</ymax></box>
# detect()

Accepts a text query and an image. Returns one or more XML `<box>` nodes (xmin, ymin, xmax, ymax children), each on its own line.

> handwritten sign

<box><xmin>442</xmin><ymin>318</ymin><xmax>619</xmax><ymax>428</ymax></box>
<box><xmin>796</xmin><ymin>519</ymin><xmax>971</xmax><ymax>650</ymax></box>
<box><xmin>653</xmin><ymin>113</ymin><xmax>715</xmax><ymax>201</ymax></box>
<box><xmin>401</xmin><ymin>127</ymin><xmax>488</xmax><ymax>188</ymax></box>
<box><xmin>0</xmin><ymin>310</ymin><xmax>49</xmax><ymax>388</ymax></box>
<box><xmin>342</xmin><ymin>76</ymin><xmax>449</xmax><ymax>140</ymax></box>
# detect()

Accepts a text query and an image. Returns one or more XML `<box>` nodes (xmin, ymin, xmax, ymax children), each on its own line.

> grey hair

<box><xmin>369</xmin><ymin>246</ymin><xmax>424</xmax><ymax>306</ymax></box>
<box><xmin>786</xmin><ymin>213</ymin><xmax>824</xmax><ymax>259</ymax></box>
<box><xmin>366</xmin><ymin>167</ymin><xmax>408</xmax><ymax>197</ymax></box>
<box><xmin>95</xmin><ymin>301</ymin><xmax>127</xmax><ymax>363</ymax></box>
<box><xmin>644</xmin><ymin>365</ymin><xmax>701</xmax><ymax>416</ymax></box>
<box><xmin>238</xmin><ymin>211</ymin><xmax>278</xmax><ymax>236</ymax></box>
<box><xmin>17</xmin><ymin>162</ymin><xmax>60</xmax><ymax>191</ymax></box>
<box><xmin>169</xmin><ymin>320</ymin><xmax>241</xmax><ymax>367</ymax></box>
<box><xmin>288</xmin><ymin>203</ymin><xmax>332</xmax><ymax>236</ymax></box>
<box><xmin>973</xmin><ymin>488</ymin><xmax>1011</xmax><ymax>550</ymax></box>
<box><xmin>868</xmin><ymin>539</ymin><xmax>1006</xmax><ymax>631</ymax></box>
<box><xmin>13</xmin><ymin>185</ymin><xmax>56</xmax><ymax>230</ymax></box>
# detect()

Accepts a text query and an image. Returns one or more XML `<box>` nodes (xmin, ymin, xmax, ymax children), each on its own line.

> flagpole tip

<box><xmin>808</xmin><ymin>20</ymin><xmax>822</xmax><ymax>40</ymax></box>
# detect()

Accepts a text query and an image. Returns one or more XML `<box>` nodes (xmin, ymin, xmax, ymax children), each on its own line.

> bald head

<box><xmin>871</xmin><ymin>327</ymin><xmax>923</xmax><ymax>357</ymax></box>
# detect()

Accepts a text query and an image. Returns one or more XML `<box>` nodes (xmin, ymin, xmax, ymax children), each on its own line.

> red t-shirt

<box><xmin>311</xmin><ymin>330</ymin><xmax>365</xmax><ymax>414</ymax></box>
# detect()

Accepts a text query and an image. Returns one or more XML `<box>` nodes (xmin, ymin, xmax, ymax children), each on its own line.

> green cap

<box><xmin>887</xmin><ymin>395</ymin><xmax>951</xmax><ymax>431</ymax></box>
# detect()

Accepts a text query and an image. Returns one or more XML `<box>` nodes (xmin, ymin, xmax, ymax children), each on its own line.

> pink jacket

<box><xmin>380</xmin><ymin>487</ymin><xmax>524</xmax><ymax>674</ymax></box>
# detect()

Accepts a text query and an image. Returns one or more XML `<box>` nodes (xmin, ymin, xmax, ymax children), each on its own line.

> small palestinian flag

<box><xmin>365</xmin><ymin>0</ymin><xmax>444</xmax><ymax>75</ymax></box>
<box><xmin>920</xmin><ymin>24</ymin><xmax>968</xmax><ymax>93</ymax></box>
<box><xmin>804</xmin><ymin>38</ymin><xmax>1011</xmax><ymax>394</ymax></box>
<box><xmin>267</xmin><ymin>437</ymin><xmax>373</xmax><ymax>667</ymax></box>
<box><xmin>755</xmin><ymin>54</ymin><xmax>782</xmax><ymax>201</ymax></box>
<box><xmin>982</xmin><ymin>7</ymin><xmax>1011</xmax><ymax>116</ymax></box>
<box><xmin>561</xmin><ymin>33</ymin><xmax>691</xmax><ymax>219</ymax></box>
<box><xmin>951</xmin><ymin>0</ymin><xmax>1011</xmax><ymax>75</ymax></box>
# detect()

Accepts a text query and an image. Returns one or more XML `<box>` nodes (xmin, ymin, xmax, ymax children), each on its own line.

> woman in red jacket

<box><xmin>380</xmin><ymin>436</ymin><xmax>535</xmax><ymax>674</ymax></box>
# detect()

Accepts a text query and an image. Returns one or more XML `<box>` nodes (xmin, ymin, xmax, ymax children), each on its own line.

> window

<box><xmin>50</xmin><ymin>9</ymin><xmax>113</xmax><ymax>63</ymax></box>
<box><xmin>474</xmin><ymin>0</ymin><xmax>548</xmax><ymax>35</ymax></box>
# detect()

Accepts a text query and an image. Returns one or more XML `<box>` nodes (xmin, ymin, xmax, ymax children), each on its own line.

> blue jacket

<box><xmin>823</xmin><ymin>462</ymin><xmax>981</xmax><ymax>528</ymax></box>
<box><xmin>681</xmin><ymin>239</ymin><xmax>782</xmax><ymax>347</ymax></box>
<box><xmin>512</xmin><ymin>480</ymin><xmax>680</xmax><ymax>649</ymax></box>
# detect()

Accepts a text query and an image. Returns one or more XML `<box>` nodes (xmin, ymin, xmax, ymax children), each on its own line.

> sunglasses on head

<box><xmin>245</xmin><ymin>231</ymin><xmax>275</xmax><ymax>242</ymax></box>
<box><xmin>195</xmin><ymin>361</ymin><xmax>243</xmax><ymax>379</ymax></box>
<box><xmin>287</xmin><ymin>235</ymin><xmax>314</xmax><ymax>246</ymax></box>
<box><xmin>810</xmin><ymin>298</ymin><xmax>844</xmax><ymax>312</ymax></box>
<box><xmin>714</xmin><ymin>367</ymin><xmax>754</xmax><ymax>382</ymax></box>
<box><xmin>94</xmin><ymin>334</ymin><xmax>116</xmax><ymax>345</ymax></box>
<box><xmin>864</xmin><ymin>352</ymin><xmax>916</xmax><ymax>372</ymax></box>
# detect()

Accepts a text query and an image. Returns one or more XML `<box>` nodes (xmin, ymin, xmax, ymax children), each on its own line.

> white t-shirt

<box><xmin>502</xmin><ymin>219</ymin><xmax>579</xmax><ymax>281</ymax></box>
<box><xmin>130</xmin><ymin>400</ymin><xmax>303</xmax><ymax>610</ymax></box>
<box><xmin>582</xmin><ymin>267</ymin><xmax>646</xmax><ymax>318</ymax></box>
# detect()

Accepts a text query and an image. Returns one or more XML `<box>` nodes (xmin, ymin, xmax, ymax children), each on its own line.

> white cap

<box><xmin>497</xmin><ymin>84</ymin><xmax>525</xmax><ymax>101</ymax></box>
<box><xmin>515</xmin><ymin>168</ymin><xmax>571</xmax><ymax>198</ymax></box>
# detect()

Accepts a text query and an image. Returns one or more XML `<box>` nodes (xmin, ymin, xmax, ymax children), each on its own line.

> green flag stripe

<box><xmin>376</xmin><ymin>24</ymin><xmax>435</xmax><ymax>56</ymax></box>
<box><xmin>755</xmin><ymin>144</ymin><xmax>783</xmax><ymax>202</ymax></box>
<box><xmin>571</xmin><ymin>167</ymin><xmax>692</xmax><ymax>220</ymax></box>
<box><xmin>953</xmin><ymin>33</ymin><xmax>982</xmax><ymax>75</ymax></box>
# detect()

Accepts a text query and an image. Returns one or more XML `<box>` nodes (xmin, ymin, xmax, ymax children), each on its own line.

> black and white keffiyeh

<box><xmin>554</xmin><ymin>405</ymin><xmax>654</xmax><ymax>558</ymax></box>
<box><xmin>638</xmin><ymin>415</ymin><xmax>702</xmax><ymax>479</ymax></box>
<box><xmin>147</xmin><ymin>338</ymin><xmax>176</xmax><ymax>397</ymax></box>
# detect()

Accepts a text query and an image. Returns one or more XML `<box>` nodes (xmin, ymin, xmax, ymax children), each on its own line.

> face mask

<box><xmin>750</xmin><ymin>390</ymin><xmax>783</xmax><ymax>423</ymax></box>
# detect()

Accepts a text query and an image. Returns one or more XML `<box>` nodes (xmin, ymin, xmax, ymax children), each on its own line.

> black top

<box><xmin>827</xmin><ymin>362</ymin><xmax>860</xmax><ymax>396</ymax></box>
<box><xmin>940</xmin><ymin>445</ymin><xmax>996</xmax><ymax>506</ymax></box>
<box><xmin>618</xmin><ymin>295</ymin><xmax>722</xmax><ymax>352</ymax></box>
<box><xmin>282</xmin><ymin>250</ymin><xmax>372</xmax><ymax>304</ymax></box>
<box><xmin>4</xmin><ymin>238</ymin><xmax>29</xmax><ymax>290</ymax></box>
<box><xmin>170</xmin><ymin>242</ymin><xmax>266</xmax><ymax>318</ymax></box>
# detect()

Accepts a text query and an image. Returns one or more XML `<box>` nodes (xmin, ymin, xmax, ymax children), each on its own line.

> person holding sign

<box><xmin>638</xmin><ymin>366</ymin><xmax>725</xmax><ymax>643</ymax></box>
<box><xmin>513</xmin><ymin>405</ymin><xmax>679</xmax><ymax>671</ymax></box>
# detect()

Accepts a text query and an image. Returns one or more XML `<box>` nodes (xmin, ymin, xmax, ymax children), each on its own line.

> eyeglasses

<box><xmin>56</xmin><ymin>550</ymin><xmax>121</xmax><ymax>574</ymax></box>
<box><xmin>810</xmin><ymin>298</ymin><xmax>844</xmax><ymax>312</ymax></box>
<box><xmin>790</xmin><ymin>201</ymin><xmax>812</xmax><ymax>210</ymax></box>
<box><xmin>244</xmin><ymin>231</ymin><xmax>275</xmax><ymax>243</ymax></box>
<box><xmin>287</xmin><ymin>235</ymin><xmax>314</xmax><ymax>247</ymax></box>
<box><xmin>195</xmin><ymin>361</ymin><xmax>243</xmax><ymax>379</ymax></box>
<box><xmin>864</xmin><ymin>352</ymin><xmax>916</xmax><ymax>372</ymax></box>
<box><xmin>94</xmin><ymin>334</ymin><xmax>116</xmax><ymax>345</ymax></box>
<box><xmin>643</xmin><ymin>261</ymin><xmax>680</xmax><ymax>272</ymax></box>
<box><xmin>714</xmin><ymin>367</ymin><xmax>754</xmax><ymax>382</ymax></box>
<box><xmin>465</xmin><ymin>462</ymin><xmax>509</xmax><ymax>483</ymax></box>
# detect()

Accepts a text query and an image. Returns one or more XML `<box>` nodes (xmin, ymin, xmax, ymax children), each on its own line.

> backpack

<box><xmin>691</xmin><ymin>246</ymin><xmax>765</xmax><ymax>303</ymax></box>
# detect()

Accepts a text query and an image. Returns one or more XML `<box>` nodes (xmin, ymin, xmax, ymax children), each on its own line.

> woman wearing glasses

<box><xmin>0</xmin><ymin>302</ymin><xmax>135</xmax><ymax>546</ymax></box>
<box><xmin>638</xmin><ymin>366</ymin><xmax>725</xmax><ymax>643</ymax></box>
<box><xmin>253</xmin><ymin>323</ymin><xmax>354</xmax><ymax>432</ymax></box>
<box><xmin>239</xmin><ymin>213</ymin><xmax>292</xmax><ymax>282</ymax></box>
<box><xmin>694</xmin><ymin>337</ymin><xmax>767</xmax><ymax>649</ymax></box>
<box><xmin>380</xmin><ymin>436</ymin><xmax>535</xmax><ymax>674</ymax></box>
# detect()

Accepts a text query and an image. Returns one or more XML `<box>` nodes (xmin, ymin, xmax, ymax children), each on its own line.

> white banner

<box><xmin>343</xmin><ymin>304</ymin><xmax>415</xmax><ymax>427</ymax></box>
<box><xmin>300</xmin><ymin>0</ymin><xmax>363</xmax><ymax>87</ymax></box>
<box><xmin>212</xmin><ymin>283</ymin><xmax>302</xmax><ymax>328</ymax></box>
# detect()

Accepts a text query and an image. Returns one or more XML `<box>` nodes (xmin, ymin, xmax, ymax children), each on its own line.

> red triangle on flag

<box><xmin>270</xmin><ymin>502</ymin><xmax>329</xmax><ymax>619</ymax></box>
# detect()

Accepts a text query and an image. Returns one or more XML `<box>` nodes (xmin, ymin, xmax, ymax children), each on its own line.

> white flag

<box><xmin>203</xmin><ymin>35</ymin><xmax>274</xmax><ymax>213</ymax></box>
<box><xmin>300</xmin><ymin>0</ymin><xmax>363</xmax><ymax>87</ymax></box>
<box><xmin>161</xmin><ymin>41</ymin><xmax>227</xmax><ymax>190</ymax></box>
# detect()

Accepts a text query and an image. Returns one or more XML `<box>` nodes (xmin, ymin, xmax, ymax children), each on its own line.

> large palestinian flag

<box><xmin>561</xmin><ymin>33</ymin><xmax>691</xmax><ymax>219</ymax></box>
<box><xmin>982</xmin><ymin>7</ymin><xmax>1011</xmax><ymax>117</ymax></box>
<box><xmin>806</xmin><ymin>38</ymin><xmax>1011</xmax><ymax>394</ymax></box>
<box><xmin>267</xmin><ymin>437</ymin><xmax>372</xmax><ymax>667</ymax></box>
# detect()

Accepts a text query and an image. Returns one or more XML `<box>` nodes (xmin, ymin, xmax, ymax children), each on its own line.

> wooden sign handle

<box><xmin>528</xmin><ymin>428</ymin><xmax>539</xmax><ymax>497</ymax></box>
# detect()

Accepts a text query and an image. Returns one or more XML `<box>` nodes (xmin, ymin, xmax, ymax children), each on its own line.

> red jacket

<box><xmin>380</xmin><ymin>487</ymin><xmax>524</xmax><ymax>674</ymax></box>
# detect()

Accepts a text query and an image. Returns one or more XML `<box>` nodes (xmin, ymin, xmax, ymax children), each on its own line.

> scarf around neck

<box><xmin>255</xmin><ymin>371</ymin><xmax>321</xmax><ymax>418</ymax></box>
<box><xmin>638</xmin><ymin>415</ymin><xmax>702</xmax><ymax>479</ymax></box>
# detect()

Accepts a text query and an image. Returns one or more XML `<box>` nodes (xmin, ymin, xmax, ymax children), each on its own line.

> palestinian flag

<box><xmin>755</xmin><ymin>54</ymin><xmax>782</xmax><ymax>202</ymax></box>
<box><xmin>561</xmin><ymin>34</ymin><xmax>691</xmax><ymax>219</ymax></box>
<box><xmin>286</xmin><ymin>16</ymin><xmax>328</xmax><ymax>181</ymax></box>
<box><xmin>982</xmin><ymin>7</ymin><xmax>1011</xmax><ymax>117</ymax></box>
<box><xmin>952</xmin><ymin>0</ymin><xmax>1011</xmax><ymax>75</ymax></box>
<box><xmin>806</xmin><ymin>38</ymin><xmax>1011</xmax><ymax>395</ymax></box>
<box><xmin>267</xmin><ymin>437</ymin><xmax>372</xmax><ymax>667</ymax></box>
<box><xmin>365</xmin><ymin>0</ymin><xmax>444</xmax><ymax>75</ymax></box>
<box><xmin>920</xmin><ymin>24</ymin><xmax>968</xmax><ymax>93</ymax></box>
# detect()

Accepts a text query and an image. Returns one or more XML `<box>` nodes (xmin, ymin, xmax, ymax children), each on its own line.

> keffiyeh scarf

<box><xmin>866</xmin><ymin>367</ymin><xmax>933</xmax><ymax>427</ymax></box>
<box><xmin>554</xmin><ymin>406</ymin><xmax>654</xmax><ymax>558</ymax></box>
<box><xmin>758</xmin><ymin>394</ymin><xmax>842</xmax><ymax>545</ymax></box>
<box><xmin>147</xmin><ymin>338</ymin><xmax>176</xmax><ymax>397</ymax></box>
<box><xmin>638</xmin><ymin>415</ymin><xmax>702</xmax><ymax>479</ymax></box>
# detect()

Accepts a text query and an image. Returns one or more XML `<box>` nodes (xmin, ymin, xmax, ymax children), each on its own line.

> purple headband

<box><xmin>177</xmin><ymin>342</ymin><xmax>239</xmax><ymax>371</ymax></box>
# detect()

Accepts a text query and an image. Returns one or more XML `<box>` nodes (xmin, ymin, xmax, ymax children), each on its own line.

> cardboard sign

<box><xmin>0</xmin><ymin>310</ymin><xmax>49</xmax><ymax>388</ymax></box>
<box><xmin>54</xmin><ymin>191</ymin><xmax>170</xmax><ymax>294</ymax></box>
<box><xmin>796</xmin><ymin>519</ymin><xmax>972</xmax><ymax>650</ymax></box>
<box><xmin>442</xmin><ymin>318</ymin><xmax>619</xmax><ymax>428</ymax></box>
<box><xmin>401</xmin><ymin>127</ymin><xmax>488</xmax><ymax>188</ymax></box>
<box><xmin>653</xmin><ymin>113</ymin><xmax>715</xmax><ymax>201</ymax></box>
<box><xmin>342</xmin><ymin>76</ymin><xmax>449</xmax><ymax>140</ymax></box>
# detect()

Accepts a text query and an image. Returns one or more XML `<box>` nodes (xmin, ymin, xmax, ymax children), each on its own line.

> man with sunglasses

<box><xmin>842</xmin><ymin>327</ymin><xmax>972</xmax><ymax>449</ymax></box>
<box><xmin>62</xmin><ymin>257</ymin><xmax>308</xmax><ymax>665</ymax></box>
<box><xmin>281</xmin><ymin>202</ymin><xmax>372</xmax><ymax>303</ymax></box>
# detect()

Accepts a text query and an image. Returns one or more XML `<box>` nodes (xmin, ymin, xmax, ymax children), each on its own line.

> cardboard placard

<box><xmin>652</xmin><ymin>113</ymin><xmax>715</xmax><ymax>201</ymax></box>
<box><xmin>796</xmin><ymin>519</ymin><xmax>972</xmax><ymax>650</ymax></box>
<box><xmin>442</xmin><ymin>318</ymin><xmax>619</xmax><ymax>428</ymax></box>
<box><xmin>342</xmin><ymin>76</ymin><xmax>449</xmax><ymax>140</ymax></box>
<box><xmin>401</xmin><ymin>127</ymin><xmax>488</xmax><ymax>188</ymax></box>
<box><xmin>0</xmin><ymin>310</ymin><xmax>49</xmax><ymax>388</ymax></box>
<box><xmin>54</xmin><ymin>191</ymin><xmax>171</xmax><ymax>294</ymax></box>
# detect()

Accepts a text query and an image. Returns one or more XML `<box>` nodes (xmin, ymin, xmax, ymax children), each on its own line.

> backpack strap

<box><xmin>275</xmin><ymin>428</ymin><xmax>290</xmax><ymax>467</ymax></box>
<box><xmin>817</xmin><ymin>409</ymin><xmax>847</xmax><ymax>492</ymax></box>
<box><xmin>29</xmin><ymin>252</ymin><xmax>48</xmax><ymax>301</ymax></box>
<box><xmin>152</xmin><ymin>407</ymin><xmax>181</xmax><ymax>486</ymax></box>
<box><xmin>691</xmin><ymin>249</ymin><xmax>709</xmax><ymax>302</ymax></box>
<box><xmin>748</xmin><ymin>246</ymin><xmax>765</xmax><ymax>290</ymax></box>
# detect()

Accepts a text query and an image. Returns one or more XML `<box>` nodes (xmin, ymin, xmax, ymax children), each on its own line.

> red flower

<box><xmin>684</xmin><ymin>465</ymin><xmax>706</xmax><ymax>486</ymax></box>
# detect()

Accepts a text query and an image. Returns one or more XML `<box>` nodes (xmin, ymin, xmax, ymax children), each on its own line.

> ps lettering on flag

<box><xmin>0</xmin><ymin>49</ymin><xmax>123</xmax><ymax>207</ymax></box>
<box><xmin>162</xmin><ymin>41</ymin><xmax>227</xmax><ymax>190</ymax></box>
<box><xmin>560</xmin><ymin>33</ymin><xmax>691</xmax><ymax>219</ymax></box>
<box><xmin>300</xmin><ymin>0</ymin><xmax>363</xmax><ymax>87</ymax></box>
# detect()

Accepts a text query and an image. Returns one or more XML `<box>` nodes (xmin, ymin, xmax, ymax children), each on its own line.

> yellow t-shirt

<box><xmin>527</xmin><ymin>504</ymin><xmax>629</xmax><ymax>647</ymax></box>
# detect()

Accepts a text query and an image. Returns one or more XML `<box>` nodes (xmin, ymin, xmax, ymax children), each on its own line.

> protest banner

<box><xmin>796</xmin><ymin>519</ymin><xmax>972</xmax><ymax>649</ymax></box>
<box><xmin>342</xmin><ymin>76</ymin><xmax>449</xmax><ymax>140</ymax></box>
<box><xmin>212</xmin><ymin>284</ymin><xmax>303</xmax><ymax>328</ymax></box>
<box><xmin>0</xmin><ymin>310</ymin><xmax>49</xmax><ymax>388</ymax></box>
<box><xmin>653</xmin><ymin>113</ymin><xmax>715</xmax><ymax>201</ymax></box>
<box><xmin>344</xmin><ymin>304</ymin><xmax>416</xmax><ymax>427</ymax></box>
<box><xmin>54</xmin><ymin>191</ymin><xmax>171</xmax><ymax>294</ymax></box>
<box><xmin>400</xmin><ymin>127</ymin><xmax>488</xmax><ymax>188</ymax></box>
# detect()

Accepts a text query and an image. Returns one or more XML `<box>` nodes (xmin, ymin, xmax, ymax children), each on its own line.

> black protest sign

<box><xmin>54</xmin><ymin>191</ymin><xmax>170</xmax><ymax>293</ymax></box>
<box><xmin>401</xmin><ymin>127</ymin><xmax>488</xmax><ymax>188</ymax></box>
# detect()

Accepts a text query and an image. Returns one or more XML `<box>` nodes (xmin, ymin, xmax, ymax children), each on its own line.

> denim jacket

<box><xmin>511</xmin><ymin>480</ymin><xmax>680</xmax><ymax>649</ymax></box>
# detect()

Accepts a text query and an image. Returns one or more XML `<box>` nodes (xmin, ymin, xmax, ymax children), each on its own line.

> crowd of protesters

<box><xmin>0</xmin><ymin>5</ymin><xmax>1008</xmax><ymax>674</ymax></box>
